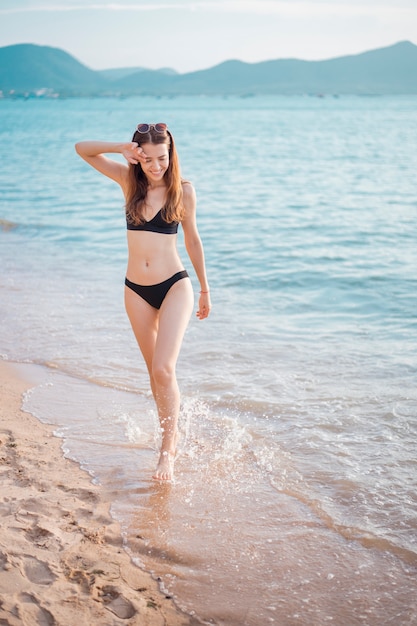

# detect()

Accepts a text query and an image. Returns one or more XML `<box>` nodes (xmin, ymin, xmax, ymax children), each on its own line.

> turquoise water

<box><xmin>1</xmin><ymin>95</ymin><xmax>417</xmax><ymax>625</ymax></box>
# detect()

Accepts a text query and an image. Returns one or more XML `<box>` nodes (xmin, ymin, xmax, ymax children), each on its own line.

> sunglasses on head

<box><xmin>136</xmin><ymin>123</ymin><xmax>167</xmax><ymax>134</ymax></box>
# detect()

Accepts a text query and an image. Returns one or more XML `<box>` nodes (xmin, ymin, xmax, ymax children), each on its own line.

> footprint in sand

<box><xmin>100</xmin><ymin>585</ymin><xmax>137</xmax><ymax>619</ymax></box>
<box><xmin>57</xmin><ymin>484</ymin><xmax>99</xmax><ymax>504</ymax></box>
<box><xmin>22</xmin><ymin>556</ymin><xmax>56</xmax><ymax>585</ymax></box>
<box><xmin>24</xmin><ymin>523</ymin><xmax>62</xmax><ymax>551</ymax></box>
<box><xmin>0</xmin><ymin>502</ymin><xmax>12</xmax><ymax>517</ymax></box>
<box><xmin>0</xmin><ymin>550</ymin><xmax>10</xmax><ymax>570</ymax></box>
<box><xmin>16</xmin><ymin>593</ymin><xmax>55</xmax><ymax>626</ymax></box>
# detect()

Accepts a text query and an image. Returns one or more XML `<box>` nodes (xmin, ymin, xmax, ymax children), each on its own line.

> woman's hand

<box><xmin>122</xmin><ymin>142</ymin><xmax>148</xmax><ymax>165</ymax></box>
<box><xmin>196</xmin><ymin>292</ymin><xmax>211</xmax><ymax>320</ymax></box>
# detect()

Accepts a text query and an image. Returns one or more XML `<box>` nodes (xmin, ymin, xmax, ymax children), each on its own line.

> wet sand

<box><xmin>0</xmin><ymin>360</ymin><xmax>194</xmax><ymax>626</ymax></box>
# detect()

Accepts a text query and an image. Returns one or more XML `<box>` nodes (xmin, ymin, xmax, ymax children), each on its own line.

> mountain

<box><xmin>97</xmin><ymin>67</ymin><xmax>178</xmax><ymax>80</ymax></box>
<box><xmin>0</xmin><ymin>44</ymin><xmax>106</xmax><ymax>93</ymax></box>
<box><xmin>1</xmin><ymin>41</ymin><xmax>417</xmax><ymax>97</ymax></box>
<box><xmin>113</xmin><ymin>41</ymin><xmax>417</xmax><ymax>95</ymax></box>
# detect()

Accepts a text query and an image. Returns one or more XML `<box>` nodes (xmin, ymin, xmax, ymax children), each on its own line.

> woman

<box><xmin>75</xmin><ymin>122</ymin><xmax>211</xmax><ymax>481</ymax></box>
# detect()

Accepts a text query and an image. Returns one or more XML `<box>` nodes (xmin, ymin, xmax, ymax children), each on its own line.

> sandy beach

<box><xmin>0</xmin><ymin>360</ymin><xmax>194</xmax><ymax>626</ymax></box>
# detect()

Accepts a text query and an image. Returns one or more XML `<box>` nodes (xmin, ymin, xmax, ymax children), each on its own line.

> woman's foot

<box><xmin>153</xmin><ymin>450</ymin><xmax>175</xmax><ymax>481</ymax></box>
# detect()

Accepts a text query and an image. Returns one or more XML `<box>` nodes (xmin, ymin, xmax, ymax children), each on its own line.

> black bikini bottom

<box><xmin>125</xmin><ymin>270</ymin><xmax>189</xmax><ymax>310</ymax></box>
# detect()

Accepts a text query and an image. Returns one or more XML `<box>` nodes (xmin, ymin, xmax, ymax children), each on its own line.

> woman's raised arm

<box><xmin>75</xmin><ymin>140</ymin><xmax>145</xmax><ymax>186</ymax></box>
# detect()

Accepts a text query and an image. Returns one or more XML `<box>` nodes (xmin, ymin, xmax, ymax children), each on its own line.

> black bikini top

<box><xmin>126</xmin><ymin>208</ymin><xmax>179</xmax><ymax>234</ymax></box>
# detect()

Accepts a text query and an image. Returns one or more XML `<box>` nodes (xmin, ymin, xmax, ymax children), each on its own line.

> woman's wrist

<box><xmin>199</xmin><ymin>288</ymin><xmax>210</xmax><ymax>294</ymax></box>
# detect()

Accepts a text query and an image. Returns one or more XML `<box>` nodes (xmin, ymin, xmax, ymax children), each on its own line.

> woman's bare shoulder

<box><xmin>182</xmin><ymin>180</ymin><xmax>196</xmax><ymax>200</ymax></box>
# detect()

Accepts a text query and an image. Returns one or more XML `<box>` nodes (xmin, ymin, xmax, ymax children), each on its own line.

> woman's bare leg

<box><xmin>125</xmin><ymin>278</ymin><xmax>193</xmax><ymax>480</ymax></box>
<box><xmin>124</xmin><ymin>286</ymin><xmax>158</xmax><ymax>387</ymax></box>
<box><xmin>151</xmin><ymin>278</ymin><xmax>194</xmax><ymax>479</ymax></box>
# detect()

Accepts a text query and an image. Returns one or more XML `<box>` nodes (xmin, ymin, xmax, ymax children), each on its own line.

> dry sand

<box><xmin>0</xmin><ymin>360</ymin><xmax>195</xmax><ymax>626</ymax></box>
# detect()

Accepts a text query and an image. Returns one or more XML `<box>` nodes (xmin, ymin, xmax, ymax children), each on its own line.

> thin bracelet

<box><xmin>200</xmin><ymin>290</ymin><xmax>210</xmax><ymax>294</ymax></box>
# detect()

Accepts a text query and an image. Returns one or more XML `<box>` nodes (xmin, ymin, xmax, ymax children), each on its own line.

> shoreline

<box><xmin>0</xmin><ymin>359</ymin><xmax>194</xmax><ymax>626</ymax></box>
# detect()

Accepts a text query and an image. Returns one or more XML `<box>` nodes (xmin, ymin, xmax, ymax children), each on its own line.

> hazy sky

<box><xmin>0</xmin><ymin>0</ymin><xmax>416</xmax><ymax>73</ymax></box>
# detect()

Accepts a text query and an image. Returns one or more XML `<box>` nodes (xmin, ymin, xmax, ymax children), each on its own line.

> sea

<box><xmin>1</xmin><ymin>94</ymin><xmax>417</xmax><ymax>625</ymax></box>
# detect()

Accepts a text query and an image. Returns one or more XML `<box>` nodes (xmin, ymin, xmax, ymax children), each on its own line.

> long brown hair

<box><xmin>125</xmin><ymin>125</ymin><xmax>184</xmax><ymax>225</ymax></box>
